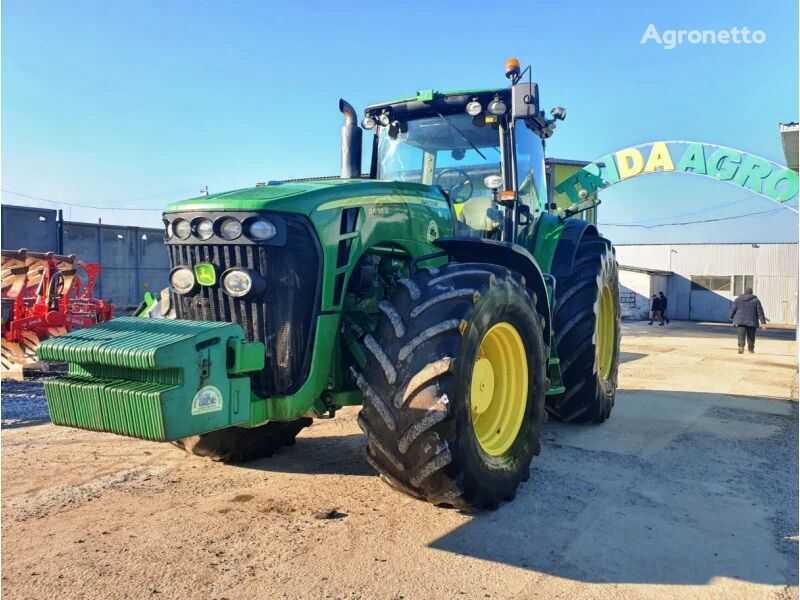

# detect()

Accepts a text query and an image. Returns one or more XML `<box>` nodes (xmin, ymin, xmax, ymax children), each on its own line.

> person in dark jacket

<box><xmin>658</xmin><ymin>291</ymin><xmax>670</xmax><ymax>325</ymax></box>
<box><xmin>648</xmin><ymin>294</ymin><xmax>664</xmax><ymax>325</ymax></box>
<box><xmin>728</xmin><ymin>287</ymin><xmax>767</xmax><ymax>353</ymax></box>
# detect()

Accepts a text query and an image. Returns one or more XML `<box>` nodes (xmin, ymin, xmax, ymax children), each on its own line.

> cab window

<box><xmin>515</xmin><ymin>120</ymin><xmax>545</xmax><ymax>210</ymax></box>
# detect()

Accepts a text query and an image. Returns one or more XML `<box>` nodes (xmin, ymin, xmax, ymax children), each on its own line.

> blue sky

<box><xmin>2</xmin><ymin>0</ymin><xmax>798</xmax><ymax>243</ymax></box>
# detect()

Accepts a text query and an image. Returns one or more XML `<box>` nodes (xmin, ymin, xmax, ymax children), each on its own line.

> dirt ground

<box><xmin>2</xmin><ymin>321</ymin><xmax>798</xmax><ymax>600</ymax></box>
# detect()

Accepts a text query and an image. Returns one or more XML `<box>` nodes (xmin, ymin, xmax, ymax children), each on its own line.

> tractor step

<box><xmin>38</xmin><ymin>317</ymin><xmax>264</xmax><ymax>441</ymax></box>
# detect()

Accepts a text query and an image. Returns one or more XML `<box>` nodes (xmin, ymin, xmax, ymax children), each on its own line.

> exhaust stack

<box><xmin>339</xmin><ymin>99</ymin><xmax>362</xmax><ymax>179</ymax></box>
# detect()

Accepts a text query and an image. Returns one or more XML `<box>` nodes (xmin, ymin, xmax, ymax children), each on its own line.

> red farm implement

<box><xmin>1</xmin><ymin>249</ymin><xmax>114</xmax><ymax>379</ymax></box>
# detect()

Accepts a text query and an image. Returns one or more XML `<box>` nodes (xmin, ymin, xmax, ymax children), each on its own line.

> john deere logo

<box><xmin>426</xmin><ymin>220</ymin><xmax>440</xmax><ymax>242</ymax></box>
<box><xmin>194</xmin><ymin>263</ymin><xmax>217</xmax><ymax>286</ymax></box>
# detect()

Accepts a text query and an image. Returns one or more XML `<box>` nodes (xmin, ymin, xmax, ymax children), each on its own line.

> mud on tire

<box><xmin>175</xmin><ymin>418</ymin><xmax>312</xmax><ymax>462</ymax></box>
<box><xmin>548</xmin><ymin>235</ymin><xmax>621</xmax><ymax>423</ymax></box>
<box><xmin>355</xmin><ymin>262</ymin><xmax>548</xmax><ymax>510</ymax></box>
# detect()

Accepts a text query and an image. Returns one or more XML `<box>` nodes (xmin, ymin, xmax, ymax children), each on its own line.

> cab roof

<box><xmin>365</xmin><ymin>87</ymin><xmax>509</xmax><ymax>119</ymax></box>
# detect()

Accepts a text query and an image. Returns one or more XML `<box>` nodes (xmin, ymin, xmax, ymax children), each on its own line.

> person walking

<box><xmin>728</xmin><ymin>287</ymin><xmax>767</xmax><ymax>354</ymax></box>
<box><xmin>648</xmin><ymin>294</ymin><xmax>664</xmax><ymax>325</ymax></box>
<box><xmin>658</xmin><ymin>291</ymin><xmax>670</xmax><ymax>325</ymax></box>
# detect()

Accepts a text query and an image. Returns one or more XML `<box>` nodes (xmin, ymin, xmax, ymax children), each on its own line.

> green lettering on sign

<box><xmin>675</xmin><ymin>143</ymin><xmax>707</xmax><ymax>174</ymax></box>
<box><xmin>706</xmin><ymin>148</ymin><xmax>742</xmax><ymax>180</ymax></box>
<box><xmin>547</xmin><ymin>141</ymin><xmax>797</xmax><ymax>212</ymax></box>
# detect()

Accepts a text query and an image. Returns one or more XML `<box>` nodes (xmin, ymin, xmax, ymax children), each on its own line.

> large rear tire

<box><xmin>356</xmin><ymin>262</ymin><xmax>547</xmax><ymax>510</ymax></box>
<box><xmin>548</xmin><ymin>235</ymin><xmax>621</xmax><ymax>423</ymax></box>
<box><xmin>175</xmin><ymin>418</ymin><xmax>312</xmax><ymax>462</ymax></box>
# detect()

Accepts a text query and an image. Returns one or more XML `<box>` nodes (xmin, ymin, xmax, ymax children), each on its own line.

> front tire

<box><xmin>548</xmin><ymin>235</ymin><xmax>621</xmax><ymax>423</ymax></box>
<box><xmin>356</xmin><ymin>262</ymin><xmax>547</xmax><ymax>510</ymax></box>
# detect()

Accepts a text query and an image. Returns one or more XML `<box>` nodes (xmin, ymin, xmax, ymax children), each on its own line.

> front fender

<box><xmin>432</xmin><ymin>237</ymin><xmax>552</xmax><ymax>344</ymax></box>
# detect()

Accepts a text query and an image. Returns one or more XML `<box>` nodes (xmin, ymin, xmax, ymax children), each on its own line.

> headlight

<box><xmin>487</xmin><ymin>96</ymin><xmax>507</xmax><ymax>116</ymax></box>
<box><xmin>378</xmin><ymin>112</ymin><xmax>391</xmax><ymax>127</ymax></box>
<box><xmin>164</xmin><ymin>219</ymin><xmax>173</xmax><ymax>241</ymax></box>
<box><xmin>173</xmin><ymin>219</ymin><xmax>191</xmax><ymax>240</ymax></box>
<box><xmin>194</xmin><ymin>218</ymin><xmax>214</xmax><ymax>240</ymax></box>
<box><xmin>247</xmin><ymin>218</ymin><xmax>277</xmax><ymax>241</ymax></box>
<box><xmin>222</xmin><ymin>269</ymin><xmax>255</xmax><ymax>298</ymax></box>
<box><xmin>465</xmin><ymin>101</ymin><xmax>483</xmax><ymax>116</ymax></box>
<box><xmin>170</xmin><ymin>266</ymin><xmax>196</xmax><ymax>294</ymax></box>
<box><xmin>361</xmin><ymin>115</ymin><xmax>377</xmax><ymax>130</ymax></box>
<box><xmin>218</xmin><ymin>217</ymin><xmax>242</xmax><ymax>240</ymax></box>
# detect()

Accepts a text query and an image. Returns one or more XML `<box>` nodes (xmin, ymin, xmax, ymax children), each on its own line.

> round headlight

<box><xmin>218</xmin><ymin>217</ymin><xmax>242</xmax><ymax>240</ymax></box>
<box><xmin>361</xmin><ymin>116</ymin><xmax>377</xmax><ymax>130</ymax></box>
<box><xmin>378</xmin><ymin>112</ymin><xmax>391</xmax><ymax>127</ymax></box>
<box><xmin>465</xmin><ymin>101</ymin><xmax>483</xmax><ymax>116</ymax></box>
<box><xmin>222</xmin><ymin>269</ymin><xmax>253</xmax><ymax>298</ymax></box>
<box><xmin>170</xmin><ymin>266</ymin><xmax>196</xmax><ymax>294</ymax></box>
<box><xmin>194</xmin><ymin>218</ymin><xmax>214</xmax><ymax>240</ymax></box>
<box><xmin>173</xmin><ymin>219</ymin><xmax>191</xmax><ymax>240</ymax></box>
<box><xmin>164</xmin><ymin>220</ymin><xmax>173</xmax><ymax>241</ymax></box>
<box><xmin>247</xmin><ymin>218</ymin><xmax>277</xmax><ymax>241</ymax></box>
<box><xmin>487</xmin><ymin>97</ymin><xmax>507</xmax><ymax>116</ymax></box>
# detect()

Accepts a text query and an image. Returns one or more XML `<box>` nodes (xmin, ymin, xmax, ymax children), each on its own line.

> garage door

<box><xmin>689</xmin><ymin>276</ymin><xmax>732</xmax><ymax>322</ymax></box>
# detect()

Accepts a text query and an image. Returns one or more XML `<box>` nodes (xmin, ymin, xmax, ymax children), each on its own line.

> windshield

<box><xmin>376</xmin><ymin>114</ymin><xmax>502</xmax><ymax>204</ymax></box>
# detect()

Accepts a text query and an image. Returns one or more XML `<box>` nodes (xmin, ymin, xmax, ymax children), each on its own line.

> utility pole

<box><xmin>201</xmin><ymin>186</ymin><xmax>209</xmax><ymax>196</ymax></box>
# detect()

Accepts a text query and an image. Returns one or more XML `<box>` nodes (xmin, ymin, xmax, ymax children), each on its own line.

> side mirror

<box><xmin>516</xmin><ymin>204</ymin><xmax>531</xmax><ymax>226</ymax></box>
<box><xmin>512</xmin><ymin>82</ymin><xmax>539</xmax><ymax>120</ymax></box>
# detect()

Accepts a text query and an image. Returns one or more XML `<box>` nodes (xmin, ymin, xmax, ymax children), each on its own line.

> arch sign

<box><xmin>555</xmin><ymin>141</ymin><xmax>799</xmax><ymax>211</ymax></box>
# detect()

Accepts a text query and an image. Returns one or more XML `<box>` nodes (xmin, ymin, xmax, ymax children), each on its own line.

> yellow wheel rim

<box><xmin>596</xmin><ymin>283</ymin><xmax>615</xmax><ymax>380</ymax></box>
<box><xmin>470</xmin><ymin>322</ymin><xmax>528</xmax><ymax>456</ymax></box>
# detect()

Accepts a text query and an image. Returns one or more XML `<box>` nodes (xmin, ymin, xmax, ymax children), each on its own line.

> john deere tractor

<box><xmin>40</xmin><ymin>59</ymin><xmax>620</xmax><ymax>510</ymax></box>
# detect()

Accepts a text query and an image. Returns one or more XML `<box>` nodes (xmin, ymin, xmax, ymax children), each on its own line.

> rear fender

<box><xmin>550</xmin><ymin>219</ymin><xmax>608</xmax><ymax>278</ymax></box>
<box><xmin>433</xmin><ymin>237</ymin><xmax>552</xmax><ymax>343</ymax></box>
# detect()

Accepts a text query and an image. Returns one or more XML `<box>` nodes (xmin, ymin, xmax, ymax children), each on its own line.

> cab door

<box><xmin>514</xmin><ymin>120</ymin><xmax>546</xmax><ymax>213</ymax></box>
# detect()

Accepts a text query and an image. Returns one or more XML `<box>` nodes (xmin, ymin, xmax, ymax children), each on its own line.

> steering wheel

<box><xmin>436</xmin><ymin>168</ymin><xmax>474</xmax><ymax>203</ymax></box>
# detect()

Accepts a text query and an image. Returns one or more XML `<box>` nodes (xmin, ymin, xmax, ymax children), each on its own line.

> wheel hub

<box><xmin>470</xmin><ymin>322</ymin><xmax>528</xmax><ymax>456</ymax></box>
<box><xmin>596</xmin><ymin>283</ymin><xmax>615</xmax><ymax>380</ymax></box>
<box><xmin>470</xmin><ymin>358</ymin><xmax>495</xmax><ymax>415</ymax></box>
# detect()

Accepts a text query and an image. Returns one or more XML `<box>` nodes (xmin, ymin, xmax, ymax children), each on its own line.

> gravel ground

<box><xmin>1</xmin><ymin>321</ymin><xmax>797</xmax><ymax>599</ymax></box>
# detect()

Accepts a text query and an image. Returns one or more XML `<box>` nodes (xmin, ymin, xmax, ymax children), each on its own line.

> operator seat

<box><xmin>456</xmin><ymin>196</ymin><xmax>502</xmax><ymax>238</ymax></box>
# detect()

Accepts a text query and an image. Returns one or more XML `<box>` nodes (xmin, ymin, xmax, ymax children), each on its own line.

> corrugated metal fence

<box><xmin>1</xmin><ymin>204</ymin><xmax>169</xmax><ymax>308</ymax></box>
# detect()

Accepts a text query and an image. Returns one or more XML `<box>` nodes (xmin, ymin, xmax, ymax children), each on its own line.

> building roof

<box><xmin>615</xmin><ymin>242</ymin><xmax>797</xmax><ymax>247</ymax></box>
<box><xmin>619</xmin><ymin>264</ymin><xmax>673</xmax><ymax>276</ymax></box>
<box><xmin>545</xmin><ymin>158</ymin><xmax>590</xmax><ymax>167</ymax></box>
<box><xmin>780</xmin><ymin>122</ymin><xmax>799</xmax><ymax>172</ymax></box>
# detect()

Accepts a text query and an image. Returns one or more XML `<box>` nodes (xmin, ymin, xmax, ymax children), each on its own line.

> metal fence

<box><xmin>1</xmin><ymin>204</ymin><xmax>169</xmax><ymax>308</ymax></box>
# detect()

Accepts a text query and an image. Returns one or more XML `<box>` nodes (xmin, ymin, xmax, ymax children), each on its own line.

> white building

<box><xmin>616</xmin><ymin>243</ymin><xmax>798</xmax><ymax>325</ymax></box>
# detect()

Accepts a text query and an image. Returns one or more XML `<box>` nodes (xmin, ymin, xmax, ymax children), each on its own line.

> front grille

<box><xmin>168</xmin><ymin>216</ymin><xmax>322</xmax><ymax>396</ymax></box>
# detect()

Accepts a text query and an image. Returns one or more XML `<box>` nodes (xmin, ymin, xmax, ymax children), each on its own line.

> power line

<box><xmin>600</xmin><ymin>207</ymin><xmax>788</xmax><ymax>228</ymax></box>
<box><xmin>608</xmin><ymin>196</ymin><xmax>753</xmax><ymax>226</ymax></box>
<box><xmin>1</xmin><ymin>189</ymin><xmax>190</xmax><ymax>211</ymax></box>
<box><xmin>104</xmin><ymin>189</ymin><xmax>198</xmax><ymax>205</ymax></box>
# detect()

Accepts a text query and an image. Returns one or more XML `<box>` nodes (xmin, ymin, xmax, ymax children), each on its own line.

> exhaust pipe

<box><xmin>339</xmin><ymin>99</ymin><xmax>362</xmax><ymax>179</ymax></box>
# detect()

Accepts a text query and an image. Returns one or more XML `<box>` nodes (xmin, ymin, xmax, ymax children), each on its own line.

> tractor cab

<box><xmin>358</xmin><ymin>59</ymin><xmax>562</xmax><ymax>241</ymax></box>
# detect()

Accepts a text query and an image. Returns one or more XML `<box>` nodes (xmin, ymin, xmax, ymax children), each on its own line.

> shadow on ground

<box><xmin>619</xmin><ymin>351</ymin><xmax>648</xmax><ymax>364</ymax></box>
<box><xmin>624</xmin><ymin>320</ymin><xmax>797</xmax><ymax>342</ymax></box>
<box><xmin>236</xmin><ymin>431</ymin><xmax>375</xmax><ymax>477</ymax></box>
<box><xmin>1</xmin><ymin>380</ymin><xmax>50</xmax><ymax>429</ymax></box>
<box><xmin>430</xmin><ymin>390</ymin><xmax>799</xmax><ymax>586</ymax></box>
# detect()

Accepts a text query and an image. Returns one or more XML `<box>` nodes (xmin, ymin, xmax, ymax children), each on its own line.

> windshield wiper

<box><xmin>435</xmin><ymin>112</ymin><xmax>487</xmax><ymax>160</ymax></box>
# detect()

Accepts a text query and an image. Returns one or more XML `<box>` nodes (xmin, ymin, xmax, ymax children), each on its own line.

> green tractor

<box><xmin>40</xmin><ymin>59</ymin><xmax>621</xmax><ymax>510</ymax></box>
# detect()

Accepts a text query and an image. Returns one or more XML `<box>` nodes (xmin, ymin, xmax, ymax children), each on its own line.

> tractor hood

<box><xmin>164</xmin><ymin>179</ymin><xmax>450</xmax><ymax>216</ymax></box>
